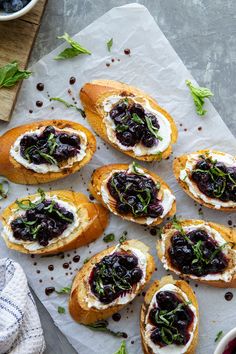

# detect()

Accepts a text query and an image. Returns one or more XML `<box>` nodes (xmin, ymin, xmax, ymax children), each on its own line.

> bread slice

<box><xmin>1</xmin><ymin>190</ymin><xmax>109</xmax><ymax>255</ymax></box>
<box><xmin>0</xmin><ymin>120</ymin><xmax>96</xmax><ymax>184</ymax></box>
<box><xmin>69</xmin><ymin>239</ymin><xmax>155</xmax><ymax>324</ymax></box>
<box><xmin>157</xmin><ymin>219</ymin><xmax>236</xmax><ymax>287</ymax></box>
<box><xmin>80</xmin><ymin>80</ymin><xmax>177</xmax><ymax>161</ymax></box>
<box><xmin>173</xmin><ymin>149</ymin><xmax>236</xmax><ymax>211</ymax></box>
<box><xmin>140</xmin><ymin>275</ymin><xmax>199</xmax><ymax>354</ymax></box>
<box><xmin>89</xmin><ymin>163</ymin><xmax>176</xmax><ymax>225</ymax></box>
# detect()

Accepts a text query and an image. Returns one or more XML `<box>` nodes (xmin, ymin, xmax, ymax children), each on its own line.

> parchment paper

<box><xmin>0</xmin><ymin>4</ymin><xmax>235</xmax><ymax>354</ymax></box>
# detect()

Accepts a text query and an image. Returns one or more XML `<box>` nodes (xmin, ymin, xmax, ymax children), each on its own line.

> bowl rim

<box><xmin>214</xmin><ymin>327</ymin><xmax>236</xmax><ymax>354</ymax></box>
<box><xmin>0</xmin><ymin>0</ymin><xmax>40</xmax><ymax>21</ymax></box>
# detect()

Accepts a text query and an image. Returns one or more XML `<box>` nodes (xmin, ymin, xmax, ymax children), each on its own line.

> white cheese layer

<box><xmin>161</xmin><ymin>224</ymin><xmax>236</xmax><ymax>282</ymax></box>
<box><xmin>2</xmin><ymin>196</ymin><xmax>79</xmax><ymax>251</ymax></box>
<box><xmin>103</xmin><ymin>95</ymin><xmax>172</xmax><ymax>156</ymax></box>
<box><xmin>85</xmin><ymin>244</ymin><xmax>147</xmax><ymax>309</ymax></box>
<box><xmin>10</xmin><ymin>126</ymin><xmax>87</xmax><ymax>174</ymax></box>
<box><xmin>180</xmin><ymin>152</ymin><xmax>236</xmax><ymax>209</ymax></box>
<box><xmin>144</xmin><ymin>283</ymin><xmax>198</xmax><ymax>354</ymax></box>
<box><xmin>100</xmin><ymin>165</ymin><xmax>175</xmax><ymax>225</ymax></box>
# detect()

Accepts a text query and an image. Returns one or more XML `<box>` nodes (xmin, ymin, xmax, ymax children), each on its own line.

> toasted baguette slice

<box><xmin>89</xmin><ymin>163</ymin><xmax>176</xmax><ymax>226</ymax></box>
<box><xmin>1</xmin><ymin>190</ymin><xmax>109</xmax><ymax>255</ymax></box>
<box><xmin>0</xmin><ymin>120</ymin><xmax>96</xmax><ymax>184</ymax></box>
<box><xmin>157</xmin><ymin>219</ymin><xmax>236</xmax><ymax>287</ymax></box>
<box><xmin>140</xmin><ymin>275</ymin><xmax>199</xmax><ymax>354</ymax></box>
<box><xmin>80</xmin><ymin>80</ymin><xmax>177</xmax><ymax>161</ymax></box>
<box><xmin>173</xmin><ymin>149</ymin><xmax>236</xmax><ymax>211</ymax></box>
<box><xmin>69</xmin><ymin>239</ymin><xmax>155</xmax><ymax>324</ymax></box>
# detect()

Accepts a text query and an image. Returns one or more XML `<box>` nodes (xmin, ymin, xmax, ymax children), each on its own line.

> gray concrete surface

<box><xmin>30</xmin><ymin>1</ymin><xmax>236</xmax><ymax>353</ymax></box>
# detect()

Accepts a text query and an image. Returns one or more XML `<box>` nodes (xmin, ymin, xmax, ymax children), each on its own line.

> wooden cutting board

<box><xmin>0</xmin><ymin>0</ymin><xmax>47</xmax><ymax>122</ymax></box>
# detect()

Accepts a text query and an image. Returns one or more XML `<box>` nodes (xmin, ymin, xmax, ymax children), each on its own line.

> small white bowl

<box><xmin>214</xmin><ymin>327</ymin><xmax>236</xmax><ymax>354</ymax></box>
<box><xmin>0</xmin><ymin>0</ymin><xmax>39</xmax><ymax>21</ymax></box>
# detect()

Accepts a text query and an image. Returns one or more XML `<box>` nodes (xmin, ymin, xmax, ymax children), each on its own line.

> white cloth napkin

<box><xmin>0</xmin><ymin>258</ymin><xmax>45</xmax><ymax>354</ymax></box>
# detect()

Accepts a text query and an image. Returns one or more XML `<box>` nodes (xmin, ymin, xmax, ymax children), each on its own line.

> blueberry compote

<box><xmin>223</xmin><ymin>337</ymin><xmax>236</xmax><ymax>354</ymax></box>
<box><xmin>89</xmin><ymin>251</ymin><xmax>143</xmax><ymax>304</ymax></box>
<box><xmin>169</xmin><ymin>229</ymin><xmax>229</xmax><ymax>277</ymax></box>
<box><xmin>109</xmin><ymin>98</ymin><xmax>162</xmax><ymax>148</ymax></box>
<box><xmin>11</xmin><ymin>191</ymin><xmax>74</xmax><ymax>247</ymax></box>
<box><xmin>191</xmin><ymin>156</ymin><xmax>236</xmax><ymax>202</ymax></box>
<box><xmin>107</xmin><ymin>170</ymin><xmax>163</xmax><ymax>218</ymax></box>
<box><xmin>148</xmin><ymin>290</ymin><xmax>194</xmax><ymax>347</ymax></box>
<box><xmin>19</xmin><ymin>126</ymin><xmax>81</xmax><ymax>166</ymax></box>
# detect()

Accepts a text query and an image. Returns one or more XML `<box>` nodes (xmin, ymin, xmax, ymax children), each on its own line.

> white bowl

<box><xmin>214</xmin><ymin>327</ymin><xmax>236</xmax><ymax>354</ymax></box>
<box><xmin>0</xmin><ymin>0</ymin><xmax>39</xmax><ymax>21</ymax></box>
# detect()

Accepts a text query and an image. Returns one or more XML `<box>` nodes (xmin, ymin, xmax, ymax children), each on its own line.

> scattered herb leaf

<box><xmin>145</xmin><ymin>115</ymin><xmax>163</xmax><ymax>140</ymax></box>
<box><xmin>132</xmin><ymin>113</ymin><xmax>143</xmax><ymax>124</ymax></box>
<box><xmin>107</xmin><ymin>38</ymin><xmax>113</xmax><ymax>52</ymax></box>
<box><xmin>0</xmin><ymin>61</ymin><xmax>31</xmax><ymax>88</ymax></box>
<box><xmin>83</xmin><ymin>257</ymin><xmax>90</xmax><ymax>264</ymax></box>
<box><xmin>56</xmin><ymin>286</ymin><xmax>71</xmax><ymax>294</ymax></box>
<box><xmin>215</xmin><ymin>330</ymin><xmax>223</xmax><ymax>342</ymax></box>
<box><xmin>114</xmin><ymin>340</ymin><xmax>128</xmax><ymax>354</ymax></box>
<box><xmin>186</xmin><ymin>80</ymin><xmax>213</xmax><ymax>116</ymax></box>
<box><xmin>50</xmin><ymin>97</ymin><xmax>86</xmax><ymax>117</ymax></box>
<box><xmin>103</xmin><ymin>233</ymin><xmax>115</xmax><ymax>243</ymax></box>
<box><xmin>0</xmin><ymin>178</ymin><xmax>9</xmax><ymax>200</ymax></box>
<box><xmin>84</xmin><ymin>320</ymin><xmax>125</xmax><ymax>338</ymax></box>
<box><xmin>16</xmin><ymin>188</ymin><xmax>45</xmax><ymax>210</ymax></box>
<box><xmin>55</xmin><ymin>33</ymin><xmax>91</xmax><ymax>60</ymax></box>
<box><xmin>119</xmin><ymin>231</ymin><xmax>127</xmax><ymax>244</ymax></box>
<box><xmin>58</xmin><ymin>306</ymin><xmax>66</xmax><ymax>314</ymax></box>
<box><xmin>131</xmin><ymin>161</ymin><xmax>144</xmax><ymax>175</ymax></box>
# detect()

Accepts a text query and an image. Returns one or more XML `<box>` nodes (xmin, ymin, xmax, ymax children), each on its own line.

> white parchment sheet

<box><xmin>0</xmin><ymin>4</ymin><xmax>235</xmax><ymax>354</ymax></box>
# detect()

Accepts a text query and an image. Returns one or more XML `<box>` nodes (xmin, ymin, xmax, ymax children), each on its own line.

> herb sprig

<box><xmin>114</xmin><ymin>340</ymin><xmax>128</xmax><ymax>354</ymax></box>
<box><xmin>55</xmin><ymin>33</ymin><xmax>91</xmax><ymax>60</ymax></box>
<box><xmin>186</xmin><ymin>80</ymin><xmax>213</xmax><ymax>116</ymax></box>
<box><xmin>84</xmin><ymin>320</ymin><xmax>125</xmax><ymax>338</ymax></box>
<box><xmin>50</xmin><ymin>97</ymin><xmax>86</xmax><ymax>117</ymax></box>
<box><xmin>0</xmin><ymin>61</ymin><xmax>31</xmax><ymax>89</ymax></box>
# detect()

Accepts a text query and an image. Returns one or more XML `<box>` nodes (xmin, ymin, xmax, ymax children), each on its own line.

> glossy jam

<box><xmin>11</xmin><ymin>199</ymin><xmax>74</xmax><ymax>247</ymax></box>
<box><xmin>20</xmin><ymin>126</ymin><xmax>81</xmax><ymax>165</ymax></box>
<box><xmin>148</xmin><ymin>291</ymin><xmax>194</xmax><ymax>347</ymax></box>
<box><xmin>168</xmin><ymin>229</ymin><xmax>228</xmax><ymax>277</ymax></box>
<box><xmin>89</xmin><ymin>252</ymin><xmax>143</xmax><ymax>304</ymax></box>
<box><xmin>107</xmin><ymin>171</ymin><xmax>163</xmax><ymax>218</ymax></box>
<box><xmin>191</xmin><ymin>157</ymin><xmax>236</xmax><ymax>202</ymax></box>
<box><xmin>109</xmin><ymin>99</ymin><xmax>161</xmax><ymax>148</ymax></box>
<box><xmin>223</xmin><ymin>337</ymin><xmax>236</xmax><ymax>354</ymax></box>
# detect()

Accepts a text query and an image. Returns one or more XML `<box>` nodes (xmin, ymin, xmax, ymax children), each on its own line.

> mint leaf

<box><xmin>55</xmin><ymin>33</ymin><xmax>91</xmax><ymax>60</ymax></box>
<box><xmin>0</xmin><ymin>61</ymin><xmax>31</xmax><ymax>88</ymax></box>
<box><xmin>56</xmin><ymin>286</ymin><xmax>71</xmax><ymax>294</ymax></box>
<box><xmin>186</xmin><ymin>80</ymin><xmax>213</xmax><ymax>116</ymax></box>
<box><xmin>215</xmin><ymin>330</ymin><xmax>223</xmax><ymax>342</ymax></box>
<box><xmin>119</xmin><ymin>231</ymin><xmax>127</xmax><ymax>244</ymax></box>
<box><xmin>107</xmin><ymin>38</ymin><xmax>113</xmax><ymax>52</ymax></box>
<box><xmin>114</xmin><ymin>341</ymin><xmax>128</xmax><ymax>354</ymax></box>
<box><xmin>85</xmin><ymin>320</ymin><xmax>125</xmax><ymax>338</ymax></box>
<box><xmin>103</xmin><ymin>233</ymin><xmax>115</xmax><ymax>243</ymax></box>
<box><xmin>58</xmin><ymin>306</ymin><xmax>66</xmax><ymax>314</ymax></box>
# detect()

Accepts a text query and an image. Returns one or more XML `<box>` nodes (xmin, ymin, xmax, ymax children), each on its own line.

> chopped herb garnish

<box><xmin>57</xmin><ymin>306</ymin><xmax>66</xmax><ymax>314</ymax></box>
<box><xmin>106</xmin><ymin>38</ymin><xmax>113</xmax><ymax>52</ymax></box>
<box><xmin>83</xmin><ymin>257</ymin><xmax>90</xmax><ymax>264</ymax></box>
<box><xmin>215</xmin><ymin>330</ymin><xmax>223</xmax><ymax>342</ymax></box>
<box><xmin>145</xmin><ymin>115</ymin><xmax>163</xmax><ymax>140</ymax></box>
<box><xmin>103</xmin><ymin>233</ymin><xmax>115</xmax><ymax>243</ymax></box>
<box><xmin>56</xmin><ymin>286</ymin><xmax>71</xmax><ymax>294</ymax></box>
<box><xmin>0</xmin><ymin>178</ymin><xmax>9</xmax><ymax>200</ymax></box>
<box><xmin>50</xmin><ymin>97</ymin><xmax>86</xmax><ymax>117</ymax></box>
<box><xmin>186</xmin><ymin>80</ymin><xmax>213</xmax><ymax>116</ymax></box>
<box><xmin>84</xmin><ymin>320</ymin><xmax>125</xmax><ymax>338</ymax></box>
<box><xmin>55</xmin><ymin>33</ymin><xmax>91</xmax><ymax>60</ymax></box>
<box><xmin>132</xmin><ymin>113</ymin><xmax>144</xmax><ymax>124</ymax></box>
<box><xmin>119</xmin><ymin>231</ymin><xmax>127</xmax><ymax>244</ymax></box>
<box><xmin>131</xmin><ymin>161</ymin><xmax>145</xmax><ymax>175</ymax></box>
<box><xmin>16</xmin><ymin>188</ymin><xmax>46</xmax><ymax>211</ymax></box>
<box><xmin>0</xmin><ymin>61</ymin><xmax>31</xmax><ymax>89</ymax></box>
<box><xmin>116</xmin><ymin>124</ymin><xmax>129</xmax><ymax>133</ymax></box>
<box><xmin>114</xmin><ymin>340</ymin><xmax>128</xmax><ymax>354</ymax></box>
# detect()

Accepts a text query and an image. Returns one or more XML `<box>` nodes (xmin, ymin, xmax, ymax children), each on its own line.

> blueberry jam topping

<box><xmin>223</xmin><ymin>337</ymin><xmax>236</xmax><ymax>354</ymax></box>
<box><xmin>168</xmin><ymin>228</ymin><xmax>229</xmax><ymax>277</ymax></box>
<box><xmin>191</xmin><ymin>156</ymin><xmax>236</xmax><ymax>202</ymax></box>
<box><xmin>89</xmin><ymin>251</ymin><xmax>143</xmax><ymax>304</ymax></box>
<box><xmin>107</xmin><ymin>169</ymin><xmax>164</xmax><ymax>218</ymax></box>
<box><xmin>19</xmin><ymin>126</ymin><xmax>81</xmax><ymax>166</ymax></box>
<box><xmin>109</xmin><ymin>98</ymin><xmax>162</xmax><ymax>148</ymax></box>
<box><xmin>0</xmin><ymin>0</ymin><xmax>30</xmax><ymax>13</ymax></box>
<box><xmin>148</xmin><ymin>290</ymin><xmax>194</xmax><ymax>347</ymax></box>
<box><xmin>11</xmin><ymin>190</ymin><xmax>74</xmax><ymax>247</ymax></box>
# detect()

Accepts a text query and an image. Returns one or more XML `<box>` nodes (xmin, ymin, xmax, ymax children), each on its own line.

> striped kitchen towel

<box><xmin>0</xmin><ymin>258</ymin><xmax>45</xmax><ymax>354</ymax></box>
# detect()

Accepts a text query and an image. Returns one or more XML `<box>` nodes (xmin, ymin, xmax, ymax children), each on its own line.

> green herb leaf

<box><xmin>215</xmin><ymin>330</ymin><xmax>223</xmax><ymax>342</ymax></box>
<box><xmin>0</xmin><ymin>178</ymin><xmax>9</xmax><ymax>200</ymax></box>
<box><xmin>131</xmin><ymin>161</ymin><xmax>144</xmax><ymax>175</ymax></box>
<box><xmin>84</xmin><ymin>320</ymin><xmax>125</xmax><ymax>338</ymax></box>
<box><xmin>56</xmin><ymin>286</ymin><xmax>71</xmax><ymax>294</ymax></box>
<box><xmin>145</xmin><ymin>115</ymin><xmax>163</xmax><ymax>140</ymax></box>
<box><xmin>116</xmin><ymin>124</ymin><xmax>129</xmax><ymax>133</ymax></box>
<box><xmin>132</xmin><ymin>113</ymin><xmax>144</xmax><ymax>124</ymax></box>
<box><xmin>186</xmin><ymin>80</ymin><xmax>213</xmax><ymax>116</ymax></box>
<box><xmin>55</xmin><ymin>33</ymin><xmax>91</xmax><ymax>60</ymax></box>
<box><xmin>50</xmin><ymin>97</ymin><xmax>86</xmax><ymax>117</ymax></box>
<box><xmin>119</xmin><ymin>231</ymin><xmax>127</xmax><ymax>244</ymax></box>
<box><xmin>0</xmin><ymin>61</ymin><xmax>31</xmax><ymax>89</ymax></box>
<box><xmin>114</xmin><ymin>340</ymin><xmax>128</xmax><ymax>354</ymax></box>
<box><xmin>83</xmin><ymin>257</ymin><xmax>90</xmax><ymax>264</ymax></box>
<box><xmin>16</xmin><ymin>188</ymin><xmax>45</xmax><ymax>211</ymax></box>
<box><xmin>57</xmin><ymin>306</ymin><xmax>66</xmax><ymax>314</ymax></box>
<box><xmin>172</xmin><ymin>215</ymin><xmax>185</xmax><ymax>235</ymax></box>
<box><xmin>103</xmin><ymin>233</ymin><xmax>115</xmax><ymax>243</ymax></box>
<box><xmin>107</xmin><ymin>38</ymin><xmax>113</xmax><ymax>52</ymax></box>
<box><xmin>38</xmin><ymin>151</ymin><xmax>58</xmax><ymax>165</ymax></box>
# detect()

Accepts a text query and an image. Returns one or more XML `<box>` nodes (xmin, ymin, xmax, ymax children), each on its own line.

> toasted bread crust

<box><xmin>157</xmin><ymin>219</ymin><xmax>236</xmax><ymax>288</ymax></box>
<box><xmin>80</xmin><ymin>80</ymin><xmax>178</xmax><ymax>161</ymax></box>
<box><xmin>173</xmin><ymin>149</ymin><xmax>236</xmax><ymax>211</ymax></box>
<box><xmin>89</xmin><ymin>163</ymin><xmax>176</xmax><ymax>225</ymax></box>
<box><xmin>69</xmin><ymin>239</ymin><xmax>155</xmax><ymax>324</ymax></box>
<box><xmin>1</xmin><ymin>190</ymin><xmax>109</xmax><ymax>255</ymax></box>
<box><xmin>0</xmin><ymin>120</ymin><xmax>96</xmax><ymax>184</ymax></box>
<box><xmin>140</xmin><ymin>275</ymin><xmax>199</xmax><ymax>354</ymax></box>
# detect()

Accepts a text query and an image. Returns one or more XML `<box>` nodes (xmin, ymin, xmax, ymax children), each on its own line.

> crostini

<box><xmin>69</xmin><ymin>239</ymin><xmax>155</xmax><ymax>324</ymax></box>
<box><xmin>173</xmin><ymin>149</ymin><xmax>236</xmax><ymax>211</ymax></box>
<box><xmin>140</xmin><ymin>275</ymin><xmax>199</xmax><ymax>354</ymax></box>
<box><xmin>157</xmin><ymin>219</ymin><xmax>236</xmax><ymax>287</ymax></box>
<box><xmin>80</xmin><ymin>80</ymin><xmax>177</xmax><ymax>161</ymax></box>
<box><xmin>0</xmin><ymin>120</ymin><xmax>96</xmax><ymax>184</ymax></box>
<box><xmin>1</xmin><ymin>189</ymin><xmax>109</xmax><ymax>255</ymax></box>
<box><xmin>89</xmin><ymin>162</ymin><xmax>176</xmax><ymax>225</ymax></box>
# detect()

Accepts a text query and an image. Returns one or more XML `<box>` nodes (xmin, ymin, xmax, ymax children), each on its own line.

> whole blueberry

<box><xmin>11</xmin><ymin>0</ymin><xmax>24</xmax><ymax>12</ymax></box>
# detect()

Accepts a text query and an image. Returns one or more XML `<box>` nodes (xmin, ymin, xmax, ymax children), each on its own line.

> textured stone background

<box><xmin>30</xmin><ymin>1</ymin><xmax>236</xmax><ymax>353</ymax></box>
